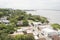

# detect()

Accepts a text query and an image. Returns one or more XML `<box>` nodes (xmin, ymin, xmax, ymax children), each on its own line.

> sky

<box><xmin>0</xmin><ymin>0</ymin><xmax>60</xmax><ymax>10</ymax></box>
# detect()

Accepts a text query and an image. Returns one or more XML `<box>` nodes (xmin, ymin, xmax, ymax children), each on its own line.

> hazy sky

<box><xmin>0</xmin><ymin>0</ymin><xmax>60</xmax><ymax>10</ymax></box>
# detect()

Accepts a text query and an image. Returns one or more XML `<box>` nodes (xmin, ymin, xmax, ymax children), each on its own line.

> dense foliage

<box><xmin>14</xmin><ymin>34</ymin><xmax>35</xmax><ymax>40</ymax></box>
<box><xmin>0</xmin><ymin>23</ymin><xmax>15</xmax><ymax>40</ymax></box>
<box><xmin>0</xmin><ymin>8</ymin><xmax>49</xmax><ymax>40</ymax></box>
<box><xmin>51</xmin><ymin>23</ymin><xmax>60</xmax><ymax>30</ymax></box>
<box><xmin>0</xmin><ymin>33</ymin><xmax>35</xmax><ymax>40</ymax></box>
<box><xmin>0</xmin><ymin>8</ymin><xmax>49</xmax><ymax>25</ymax></box>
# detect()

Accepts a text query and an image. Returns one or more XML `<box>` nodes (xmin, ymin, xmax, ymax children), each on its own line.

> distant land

<box><xmin>23</xmin><ymin>9</ymin><xmax>60</xmax><ymax>11</ymax></box>
<box><xmin>23</xmin><ymin>9</ymin><xmax>36</xmax><ymax>11</ymax></box>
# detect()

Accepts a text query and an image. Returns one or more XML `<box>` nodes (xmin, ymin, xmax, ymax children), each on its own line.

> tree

<box><xmin>18</xmin><ymin>15</ymin><xmax>25</xmax><ymax>20</ymax></box>
<box><xmin>15</xmin><ymin>34</ymin><xmax>35</xmax><ymax>40</ymax></box>
<box><xmin>45</xmin><ymin>20</ymin><xmax>49</xmax><ymax>24</ymax></box>
<box><xmin>40</xmin><ymin>16</ymin><xmax>49</xmax><ymax>24</ymax></box>
<box><xmin>15</xmin><ymin>35</ymin><xmax>25</xmax><ymax>40</ymax></box>
<box><xmin>0</xmin><ymin>23</ymin><xmax>6</xmax><ymax>30</ymax></box>
<box><xmin>5</xmin><ymin>35</ymin><xmax>15</xmax><ymax>40</ymax></box>
<box><xmin>0</xmin><ymin>12</ymin><xmax>4</xmax><ymax>17</ymax></box>
<box><xmin>25</xmin><ymin>34</ymin><xmax>35</xmax><ymax>40</ymax></box>
<box><xmin>6</xmin><ymin>24</ymin><xmax>15</xmax><ymax>34</ymax></box>
<box><xmin>23</xmin><ymin>20</ymin><xmax>29</xmax><ymax>26</ymax></box>
<box><xmin>0</xmin><ymin>23</ymin><xmax>15</xmax><ymax>34</ymax></box>
<box><xmin>51</xmin><ymin>23</ymin><xmax>60</xmax><ymax>30</ymax></box>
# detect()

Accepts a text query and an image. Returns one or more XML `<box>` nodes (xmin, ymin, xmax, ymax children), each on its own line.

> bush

<box><xmin>15</xmin><ymin>34</ymin><xmax>35</xmax><ymax>40</ymax></box>
<box><xmin>51</xmin><ymin>23</ymin><xmax>60</xmax><ymax>30</ymax></box>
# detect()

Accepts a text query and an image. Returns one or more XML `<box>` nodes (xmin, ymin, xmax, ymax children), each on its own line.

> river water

<box><xmin>26</xmin><ymin>10</ymin><xmax>60</xmax><ymax>24</ymax></box>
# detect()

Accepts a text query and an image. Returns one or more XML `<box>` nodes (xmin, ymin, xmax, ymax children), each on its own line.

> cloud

<box><xmin>0</xmin><ymin>0</ymin><xmax>60</xmax><ymax>10</ymax></box>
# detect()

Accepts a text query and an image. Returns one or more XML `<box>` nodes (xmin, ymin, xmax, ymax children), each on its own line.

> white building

<box><xmin>33</xmin><ymin>31</ymin><xmax>39</xmax><ymax>36</ymax></box>
<box><xmin>0</xmin><ymin>17</ymin><xmax>10</xmax><ymax>25</ymax></box>
<box><xmin>41</xmin><ymin>28</ymin><xmax>58</xmax><ymax>37</ymax></box>
<box><xmin>32</xmin><ymin>22</ymin><xmax>42</xmax><ymax>27</ymax></box>
<box><xmin>39</xmin><ymin>25</ymin><xmax>53</xmax><ymax>30</ymax></box>
<box><xmin>12</xmin><ymin>32</ymin><xmax>24</xmax><ymax>35</ymax></box>
<box><xmin>0</xmin><ymin>16</ymin><xmax>7</xmax><ymax>20</ymax></box>
<box><xmin>58</xmin><ymin>30</ymin><xmax>60</xmax><ymax>36</ymax></box>
<box><xmin>17</xmin><ymin>29</ymin><xmax>24</xmax><ymax>32</ymax></box>
<box><xmin>17</xmin><ymin>21</ymin><xmax>23</xmax><ymax>26</ymax></box>
<box><xmin>26</xmin><ymin>30</ymin><xmax>33</xmax><ymax>34</ymax></box>
<box><xmin>34</xmin><ymin>36</ymin><xmax>39</xmax><ymax>40</ymax></box>
<box><xmin>16</xmin><ymin>27</ymin><xmax>33</xmax><ymax>34</ymax></box>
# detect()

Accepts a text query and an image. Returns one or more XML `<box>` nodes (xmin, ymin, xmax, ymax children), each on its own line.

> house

<box><xmin>39</xmin><ymin>25</ymin><xmax>53</xmax><ymax>30</ymax></box>
<box><xmin>41</xmin><ymin>28</ymin><xmax>58</xmax><ymax>37</ymax></box>
<box><xmin>39</xmin><ymin>34</ymin><xmax>46</xmax><ymax>40</ymax></box>
<box><xmin>11</xmin><ymin>27</ymin><xmax>33</xmax><ymax>36</ymax></box>
<box><xmin>16</xmin><ymin>21</ymin><xmax>23</xmax><ymax>26</ymax></box>
<box><xmin>16</xmin><ymin>27</ymin><xmax>33</xmax><ymax>34</ymax></box>
<box><xmin>58</xmin><ymin>30</ymin><xmax>60</xmax><ymax>36</ymax></box>
<box><xmin>12</xmin><ymin>28</ymin><xmax>24</xmax><ymax>35</ymax></box>
<box><xmin>32</xmin><ymin>22</ymin><xmax>42</xmax><ymax>27</ymax></box>
<box><xmin>0</xmin><ymin>16</ymin><xmax>7</xmax><ymax>20</ymax></box>
<box><xmin>33</xmin><ymin>31</ymin><xmax>39</xmax><ymax>36</ymax></box>
<box><xmin>26</xmin><ymin>27</ymin><xmax>33</xmax><ymax>34</ymax></box>
<box><xmin>11</xmin><ymin>31</ymin><xmax>24</xmax><ymax>36</ymax></box>
<box><xmin>16</xmin><ymin>28</ymin><xmax>24</xmax><ymax>32</ymax></box>
<box><xmin>0</xmin><ymin>20</ymin><xmax>9</xmax><ymax>24</ymax></box>
<box><xmin>0</xmin><ymin>16</ymin><xmax>10</xmax><ymax>25</ymax></box>
<box><xmin>34</xmin><ymin>36</ymin><xmax>39</xmax><ymax>40</ymax></box>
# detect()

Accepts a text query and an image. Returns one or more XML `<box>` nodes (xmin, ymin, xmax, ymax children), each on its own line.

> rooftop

<box><xmin>41</xmin><ymin>28</ymin><xmax>57</xmax><ymax>33</ymax></box>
